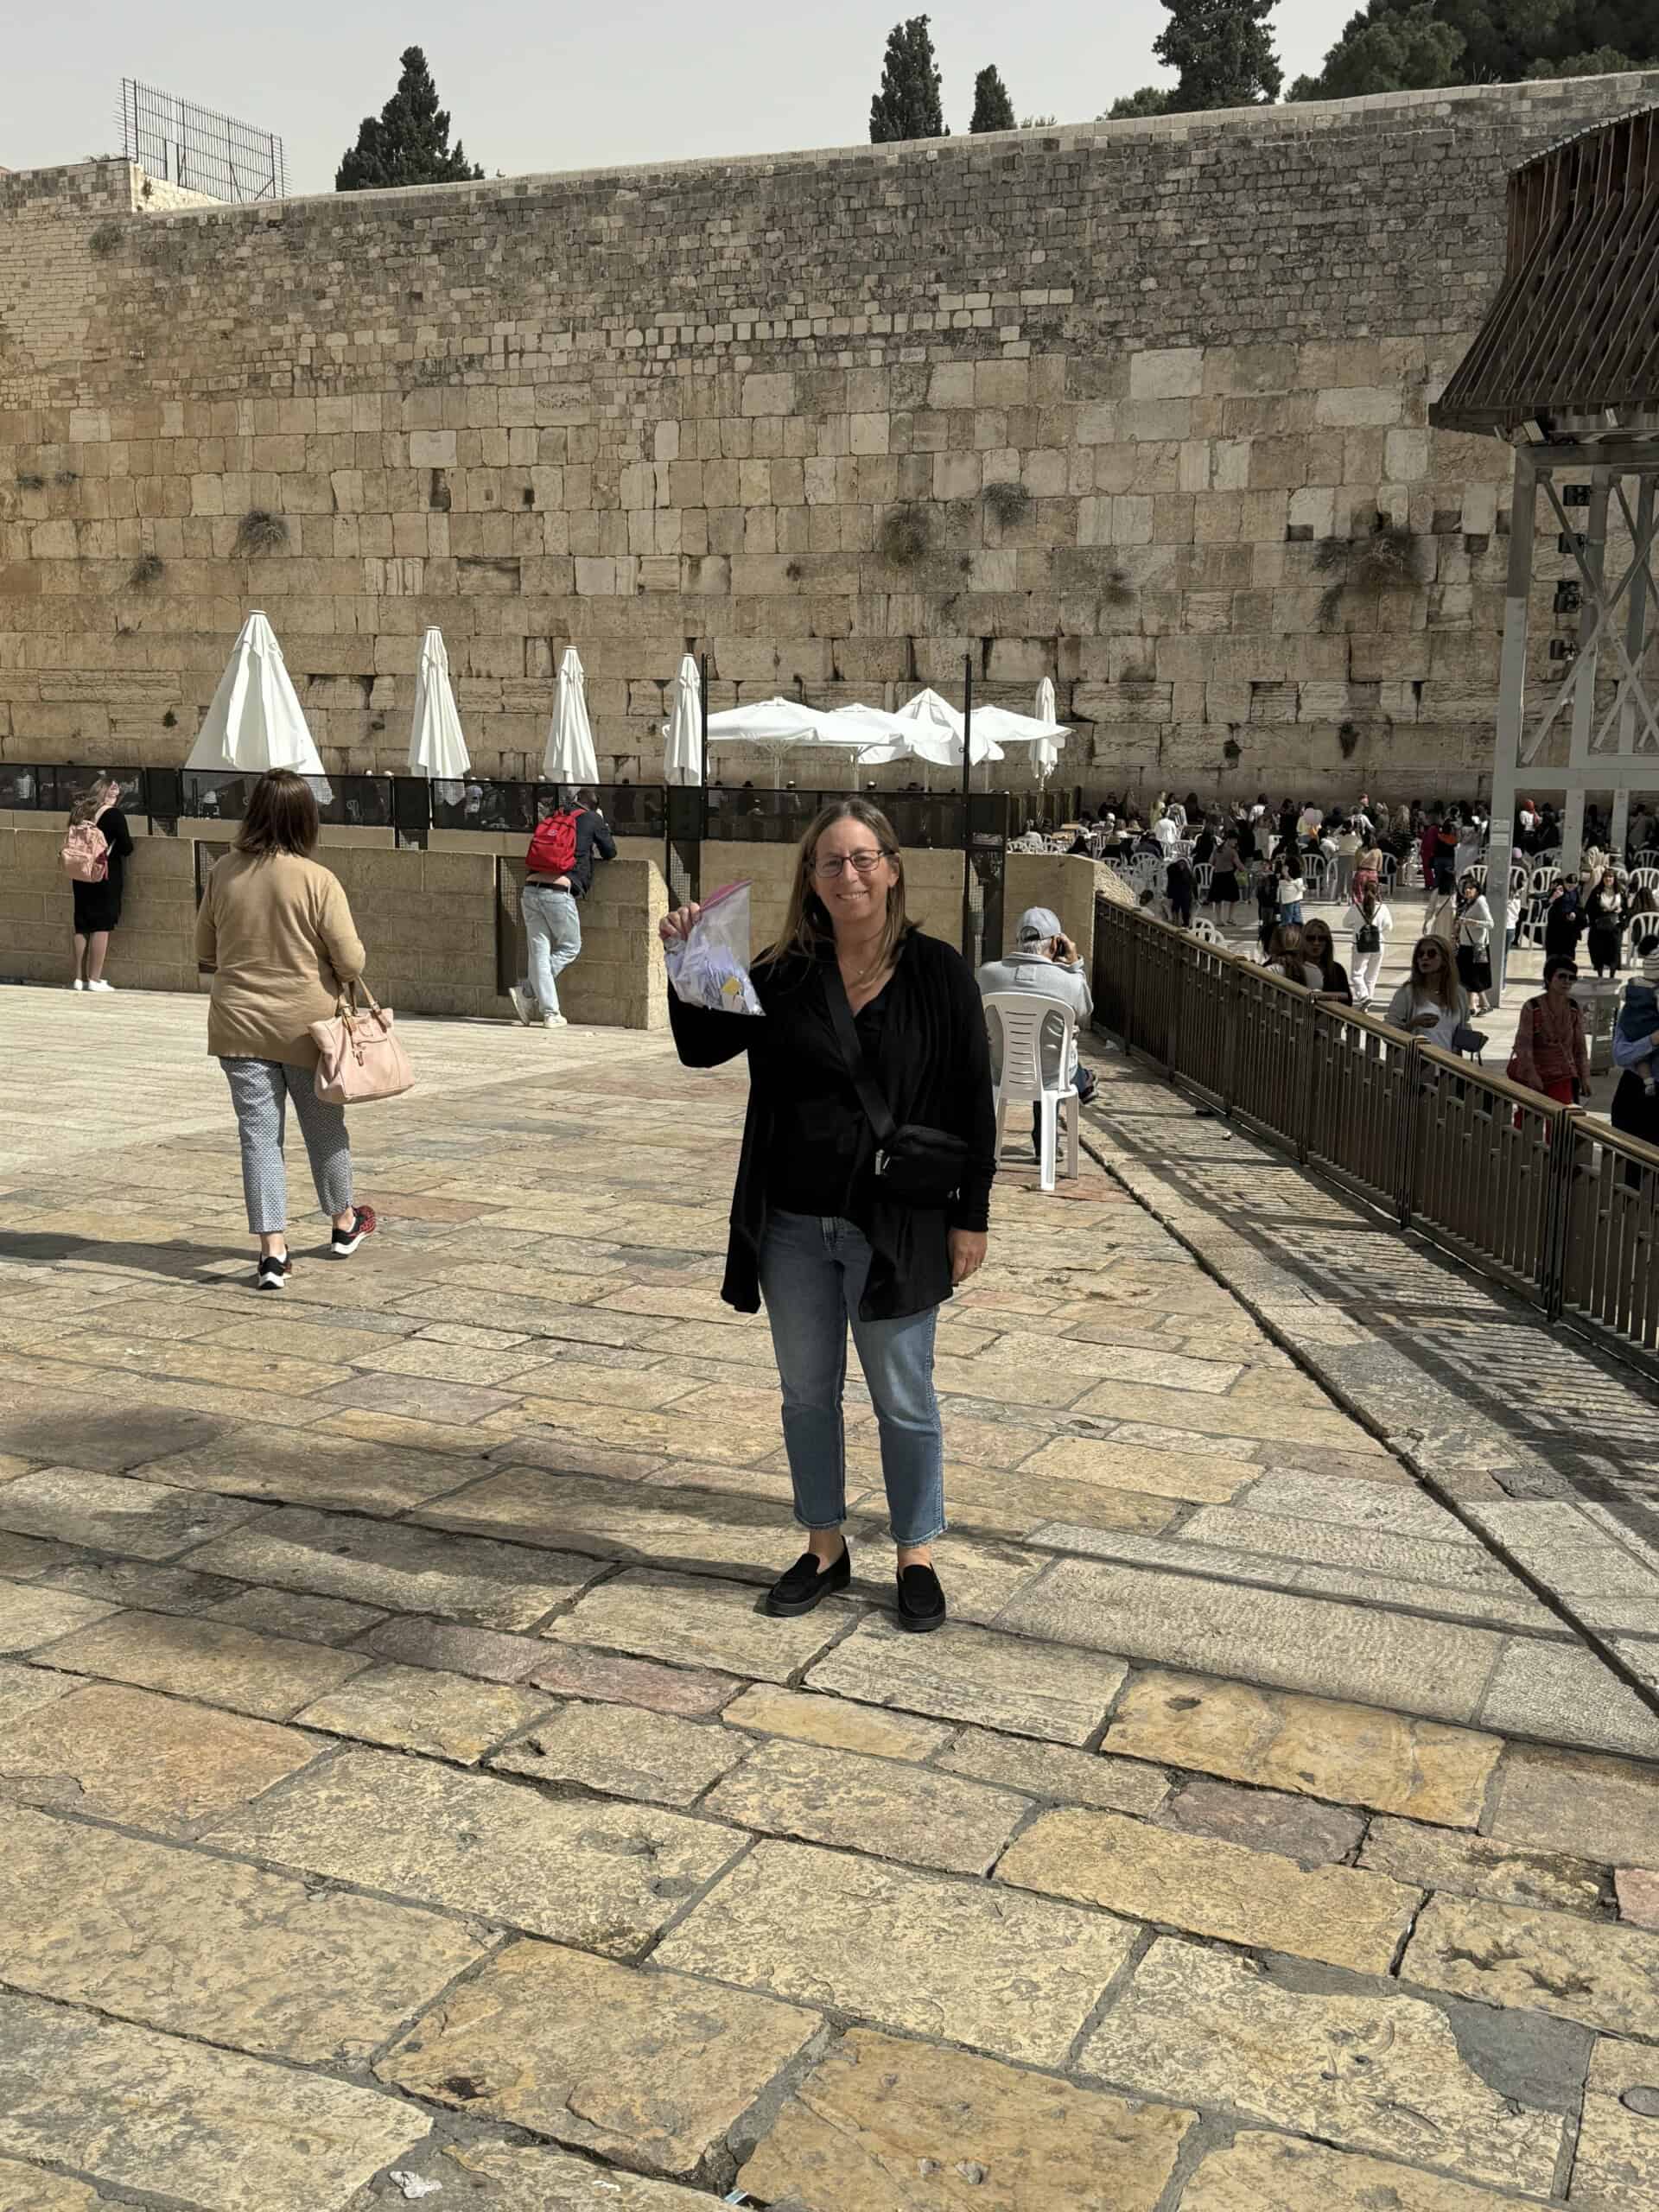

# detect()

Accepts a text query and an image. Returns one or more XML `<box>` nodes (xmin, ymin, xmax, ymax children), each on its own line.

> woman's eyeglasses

<box><xmin>811</xmin><ymin>850</ymin><xmax>890</xmax><ymax>880</ymax></box>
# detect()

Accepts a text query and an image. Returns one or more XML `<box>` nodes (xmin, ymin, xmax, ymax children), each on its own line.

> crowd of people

<box><xmin>37</xmin><ymin>763</ymin><xmax>1659</xmax><ymax>1636</ymax></box>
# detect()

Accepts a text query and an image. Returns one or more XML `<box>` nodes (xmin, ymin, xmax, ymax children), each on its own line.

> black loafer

<box><xmin>766</xmin><ymin>1544</ymin><xmax>850</xmax><ymax>1617</ymax></box>
<box><xmin>896</xmin><ymin>1562</ymin><xmax>947</xmax><ymax>1634</ymax></box>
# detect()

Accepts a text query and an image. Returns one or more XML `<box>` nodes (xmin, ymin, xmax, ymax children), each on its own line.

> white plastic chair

<box><xmin>1188</xmin><ymin>916</ymin><xmax>1226</xmax><ymax>945</ymax></box>
<box><xmin>982</xmin><ymin>992</ymin><xmax>1079</xmax><ymax>1193</ymax></box>
<box><xmin>1630</xmin><ymin>866</ymin><xmax>1659</xmax><ymax>896</ymax></box>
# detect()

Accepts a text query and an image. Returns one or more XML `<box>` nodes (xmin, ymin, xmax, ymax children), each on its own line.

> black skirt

<box><xmin>1455</xmin><ymin>944</ymin><xmax>1491</xmax><ymax>995</ymax></box>
<box><xmin>72</xmin><ymin>878</ymin><xmax>123</xmax><ymax>933</ymax></box>
<box><xmin>1211</xmin><ymin>870</ymin><xmax>1240</xmax><ymax>902</ymax></box>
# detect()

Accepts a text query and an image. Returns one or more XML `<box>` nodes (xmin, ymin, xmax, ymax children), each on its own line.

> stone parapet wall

<box><xmin>3</xmin><ymin>76</ymin><xmax>1657</xmax><ymax>803</ymax></box>
<box><xmin>0</xmin><ymin>820</ymin><xmax>667</xmax><ymax>1029</ymax></box>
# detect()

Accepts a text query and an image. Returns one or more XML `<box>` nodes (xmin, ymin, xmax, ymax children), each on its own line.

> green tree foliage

<box><xmin>1104</xmin><ymin>0</ymin><xmax>1281</xmax><ymax>117</ymax></box>
<box><xmin>1106</xmin><ymin>84</ymin><xmax>1177</xmax><ymax>115</ymax></box>
<box><xmin>1293</xmin><ymin>0</ymin><xmax>1657</xmax><ymax>100</ymax></box>
<box><xmin>970</xmin><ymin>64</ymin><xmax>1018</xmax><ymax>131</ymax></box>
<box><xmin>336</xmin><ymin>46</ymin><xmax>484</xmax><ymax>191</ymax></box>
<box><xmin>870</xmin><ymin>16</ymin><xmax>948</xmax><ymax>142</ymax></box>
<box><xmin>1155</xmin><ymin>0</ymin><xmax>1283</xmax><ymax>106</ymax></box>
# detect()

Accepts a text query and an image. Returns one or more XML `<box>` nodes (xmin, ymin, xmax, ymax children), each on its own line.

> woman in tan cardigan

<box><xmin>196</xmin><ymin>771</ymin><xmax>377</xmax><ymax>1292</ymax></box>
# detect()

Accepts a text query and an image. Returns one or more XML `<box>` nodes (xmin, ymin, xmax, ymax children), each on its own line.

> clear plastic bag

<box><xmin>665</xmin><ymin>881</ymin><xmax>765</xmax><ymax>1017</ymax></box>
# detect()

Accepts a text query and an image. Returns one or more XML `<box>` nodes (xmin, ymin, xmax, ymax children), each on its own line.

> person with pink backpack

<box><xmin>60</xmin><ymin>779</ymin><xmax>134</xmax><ymax>993</ymax></box>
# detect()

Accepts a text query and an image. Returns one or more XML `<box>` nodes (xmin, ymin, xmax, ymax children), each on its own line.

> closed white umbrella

<box><xmin>1028</xmin><ymin>678</ymin><xmax>1062</xmax><ymax>782</ymax></box>
<box><xmin>409</xmin><ymin>627</ymin><xmax>471</xmax><ymax>782</ymax></box>
<box><xmin>664</xmin><ymin>656</ymin><xmax>704</xmax><ymax>786</ymax></box>
<box><xmin>186</xmin><ymin>611</ymin><xmax>327</xmax><ymax>776</ymax></box>
<box><xmin>871</xmin><ymin>689</ymin><xmax>1003</xmax><ymax>771</ymax></box>
<box><xmin>542</xmin><ymin>647</ymin><xmax>600</xmax><ymax>785</ymax></box>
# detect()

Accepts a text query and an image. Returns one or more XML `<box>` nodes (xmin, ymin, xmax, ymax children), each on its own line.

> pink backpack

<box><xmin>60</xmin><ymin>811</ymin><xmax>111</xmax><ymax>883</ymax></box>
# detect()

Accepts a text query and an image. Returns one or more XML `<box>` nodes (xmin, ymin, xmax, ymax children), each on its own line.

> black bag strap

<box><xmin>823</xmin><ymin>963</ymin><xmax>898</xmax><ymax>1147</ymax></box>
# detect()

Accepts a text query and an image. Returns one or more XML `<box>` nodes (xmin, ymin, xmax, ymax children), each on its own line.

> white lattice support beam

<box><xmin>1488</xmin><ymin>448</ymin><xmax>1535</xmax><ymax>1009</ymax></box>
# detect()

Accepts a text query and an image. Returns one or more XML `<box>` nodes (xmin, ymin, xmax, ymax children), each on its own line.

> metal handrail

<box><xmin>1093</xmin><ymin>894</ymin><xmax>1659</xmax><ymax>1368</ymax></box>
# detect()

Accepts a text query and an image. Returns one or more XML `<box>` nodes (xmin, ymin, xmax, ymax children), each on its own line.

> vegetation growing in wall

<box><xmin>870</xmin><ymin>16</ymin><xmax>946</xmax><ymax>141</ymax></box>
<box><xmin>336</xmin><ymin>46</ymin><xmax>484</xmax><ymax>192</ymax></box>
<box><xmin>983</xmin><ymin>480</ymin><xmax>1031</xmax><ymax>526</ymax></box>
<box><xmin>233</xmin><ymin>510</ymin><xmax>289</xmax><ymax>558</ymax></box>
<box><xmin>127</xmin><ymin>553</ymin><xmax>164</xmax><ymax>592</ymax></box>
<box><xmin>879</xmin><ymin>505</ymin><xmax>933</xmax><ymax>566</ymax></box>
<box><xmin>1315</xmin><ymin>520</ymin><xmax>1422</xmax><ymax>624</ymax></box>
<box><xmin>86</xmin><ymin>223</ymin><xmax>124</xmax><ymax>258</ymax></box>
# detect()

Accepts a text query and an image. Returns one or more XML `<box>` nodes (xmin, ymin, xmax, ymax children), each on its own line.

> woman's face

<box><xmin>1302</xmin><ymin>925</ymin><xmax>1332</xmax><ymax>963</ymax></box>
<box><xmin>1414</xmin><ymin>943</ymin><xmax>1448</xmax><ymax>982</ymax></box>
<box><xmin>1548</xmin><ymin>965</ymin><xmax>1575</xmax><ymax>1001</ymax></box>
<box><xmin>810</xmin><ymin>816</ymin><xmax>897</xmax><ymax>930</ymax></box>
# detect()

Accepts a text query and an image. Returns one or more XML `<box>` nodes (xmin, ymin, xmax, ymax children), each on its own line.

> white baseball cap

<box><xmin>1018</xmin><ymin>906</ymin><xmax>1065</xmax><ymax>944</ymax></box>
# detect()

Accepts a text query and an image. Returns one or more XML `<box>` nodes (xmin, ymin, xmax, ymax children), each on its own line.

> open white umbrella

<box><xmin>542</xmin><ymin>647</ymin><xmax>600</xmax><ymax>785</ymax></box>
<box><xmin>409</xmin><ymin>627</ymin><xmax>471</xmax><ymax>782</ymax></box>
<box><xmin>861</xmin><ymin>688</ymin><xmax>1002</xmax><ymax>772</ymax></box>
<box><xmin>664</xmin><ymin>655</ymin><xmax>703</xmax><ymax>786</ymax></box>
<box><xmin>186</xmin><ymin>611</ymin><xmax>327</xmax><ymax>776</ymax></box>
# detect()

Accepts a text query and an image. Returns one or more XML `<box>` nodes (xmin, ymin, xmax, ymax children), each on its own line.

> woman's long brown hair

<box><xmin>764</xmin><ymin>797</ymin><xmax>912</xmax><ymax>969</ymax></box>
<box><xmin>1408</xmin><ymin>934</ymin><xmax>1459</xmax><ymax>1009</ymax></box>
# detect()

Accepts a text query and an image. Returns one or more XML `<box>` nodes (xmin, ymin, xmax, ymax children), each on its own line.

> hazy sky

<box><xmin>7</xmin><ymin>1</ymin><xmax>1346</xmax><ymax>196</ymax></box>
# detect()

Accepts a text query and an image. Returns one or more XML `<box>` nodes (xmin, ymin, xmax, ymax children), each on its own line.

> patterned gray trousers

<box><xmin>220</xmin><ymin>1057</ymin><xmax>353</xmax><ymax>1234</ymax></box>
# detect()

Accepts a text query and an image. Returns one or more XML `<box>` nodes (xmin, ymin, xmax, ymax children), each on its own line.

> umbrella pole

<box><xmin>960</xmin><ymin>653</ymin><xmax>974</xmax><ymax>963</ymax></box>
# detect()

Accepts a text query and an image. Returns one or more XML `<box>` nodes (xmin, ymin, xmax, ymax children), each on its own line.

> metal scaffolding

<box><xmin>1433</xmin><ymin>101</ymin><xmax>1659</xmax><ymax>1003</ymax></box>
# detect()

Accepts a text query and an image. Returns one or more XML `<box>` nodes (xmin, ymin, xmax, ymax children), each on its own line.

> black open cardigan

<box><xmin>668</xmin><ymin>925</ymin><xmax>996</xmax><ymax>1323</ymax></box>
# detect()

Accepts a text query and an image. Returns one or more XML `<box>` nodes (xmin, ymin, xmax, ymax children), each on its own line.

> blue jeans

<box><xmin>521</xmin><ymin>886</ymin><xmax>581</xmax><ymax>1017</ymax></box>
<box><xmin>758</xmin><ymin>1211</ymin><xmax>945</xmax><ymax>1547</ymax></box>
<box><xmin>1280</xmin><ymin>900</ymin><xmax>1304</xmax><ymax>928</ymax></box>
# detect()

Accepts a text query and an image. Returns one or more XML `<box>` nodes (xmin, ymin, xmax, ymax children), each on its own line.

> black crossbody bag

<box><xmin>824</xmin><ymin>965</ymin><xmax>970</xmax><ymax>1208</ymax></box>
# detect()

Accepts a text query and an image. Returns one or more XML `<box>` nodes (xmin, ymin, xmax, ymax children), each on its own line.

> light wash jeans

<box><xmin>521</xmin><ymin>885</ymin><xmax>582</xmax><ymax>1018</ymax></box>
<box><xmin>758</xmin><ymin>1211</ymin><xmax>945</xmax><ymax>1547</ymax></box>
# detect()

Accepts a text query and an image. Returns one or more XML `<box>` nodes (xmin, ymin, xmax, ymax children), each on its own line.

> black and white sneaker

<box><xmin>330</xmin><ymin>1205</ymin><xmax>377</xmax><ymax>1258</ymax></box>
<box><xmin>255</xmin><ymin>1255</ymin><xmax>292</xmax><ymax>1293</ymax></box>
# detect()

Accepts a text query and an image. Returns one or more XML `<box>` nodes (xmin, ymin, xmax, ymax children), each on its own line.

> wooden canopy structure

<box><xmin>1433</xmin><ymin>103</ymin><xmax>1659</xmax><ymax>1002</ymax></box>
<box><xmin>1433</xmin><ymin>102</ymin><xmax>1659</xmax><ymax>439</ymax></box>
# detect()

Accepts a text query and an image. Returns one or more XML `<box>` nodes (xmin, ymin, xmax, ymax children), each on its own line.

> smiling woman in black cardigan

<box><xmin>661</xmin><ymin>797</ymin><xmax>995</xmax><ymax>1635</ymax></box>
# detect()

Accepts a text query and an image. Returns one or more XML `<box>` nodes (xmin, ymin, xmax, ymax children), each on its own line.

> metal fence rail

<box><xmin>1093</xmin><ymin>895</ymin><xmax>1659</xmax><ymax>1370</ymax></box>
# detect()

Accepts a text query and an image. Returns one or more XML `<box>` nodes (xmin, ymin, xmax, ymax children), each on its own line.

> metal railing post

<box><xmin>1540</xmin><ymin>1106</ymin><xmax>1579</xmax><ymax>1321</ymax></box>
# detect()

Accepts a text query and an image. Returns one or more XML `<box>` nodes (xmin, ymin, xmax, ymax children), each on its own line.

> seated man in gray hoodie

<box><xmin>976</xmin><ymin>906</ymin><xmax>1098</xmax><ymax>1153</ymax></box>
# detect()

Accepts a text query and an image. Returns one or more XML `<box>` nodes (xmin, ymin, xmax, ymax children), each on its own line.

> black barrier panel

<box><xmin>665</xmin><ymin>785</ymin><xmax>703</xmax><ymax>908</ymax></box>
<box><xmin>704</xmin><ymin>786</ymin><xmax>966</xmax><ymax>851</ymax></box>
<box><xmin>968</xmin><ymin>792</ymin><xmax>1010</xmax><ymax>965</ymax></box>
<box><xmin>181</xmin><ymin>771</ymin><xmax>394</xmax><ymax>830</ymax></box>
<box><xmin>428</xmin><ymin>780</ymin><xmax>667</xmax><ymax>840</ymax></box>
<box><xmin>391</xmin><ymin>777</ymin><xmax>431</xmax><ymax>850</ymax></box>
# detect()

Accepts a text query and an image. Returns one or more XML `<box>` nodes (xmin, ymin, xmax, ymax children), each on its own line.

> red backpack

<box><xmin>526</xmin><ymin>808</ymin><xmax>581</xmax><ymax>878</ymax></box>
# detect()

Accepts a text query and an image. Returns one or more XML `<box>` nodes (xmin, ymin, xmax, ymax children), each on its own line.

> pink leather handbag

<box><xmin>310</xmin><ymin>984</ymin><xmax>415</xmax><ymax>1105</ymax></box>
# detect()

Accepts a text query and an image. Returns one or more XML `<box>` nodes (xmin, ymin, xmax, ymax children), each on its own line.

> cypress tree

<box><xmin>336</xmin><ymin>46</ymin><xmax>485</xmax><ymax>192</ymax></box>
<box><xmin>870</xmin><ymin>16</ymin><xmax>947</xmax><ymax>143</ymax></box>
<box><xmin>1154</xmin><ymin>0</ymin><xmax>1283</xmax><ymax>107</ymax></box>
<box><xmin>969</xmin><ymin>65</ymin><xmax>1018</xmax><ymax>132</ymax></box>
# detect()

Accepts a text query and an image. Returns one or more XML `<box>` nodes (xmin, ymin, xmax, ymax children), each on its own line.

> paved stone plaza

<box><xmin>0</xmin><ymin>983</ymin><xmax>1657</xmax><ymax>2212</ymax></box>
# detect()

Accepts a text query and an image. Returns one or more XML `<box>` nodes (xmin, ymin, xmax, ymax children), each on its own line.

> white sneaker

<box><xmin>70</xmin><ymin>979</ymin><xmax>84</xmax><ymax>992</ymax></box>
<box><xmin>86</xmin><ymin>979</ymin><xmax>115</xmax><ymax>993</ymax></box>
<box><xmin>507</xmin><ymin>986</ymin><xmax>535</xmax><ymax>1027</ymax></box>
<box><xmin>543</xmin><ymin>1013</ymin><xmax>569</xmax><ymax>1028</ymax></box>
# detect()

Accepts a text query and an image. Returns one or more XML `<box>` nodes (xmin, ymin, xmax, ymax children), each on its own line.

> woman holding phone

<box><xmin>659</xmin><ymin>798</ymin><xmax>995</xmax><ymax>1634</ymax></box>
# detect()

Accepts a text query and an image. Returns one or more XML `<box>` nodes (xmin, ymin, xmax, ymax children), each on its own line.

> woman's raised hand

<box><xmin>659</xmin><ymin>904</ymin><xmax>702</xmax><ymax>945</ymax></box>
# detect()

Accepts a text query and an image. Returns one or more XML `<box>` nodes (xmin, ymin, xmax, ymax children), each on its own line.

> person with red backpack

<box><xmin>61</xmin><ymin>779</ymin><xmax>134</xmax><ymax>993</ymax></box>
<box><xmin>509</xmin><ymin>787</ymin><xmax>616</xmax><ymax>1028</ymax></box>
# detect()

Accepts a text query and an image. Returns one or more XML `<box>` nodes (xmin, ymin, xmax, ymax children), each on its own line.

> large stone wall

<box><xmin>3</xmin><ymin>73</ymin><xmax>1658</xmax><ymax>804</ymax></box>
